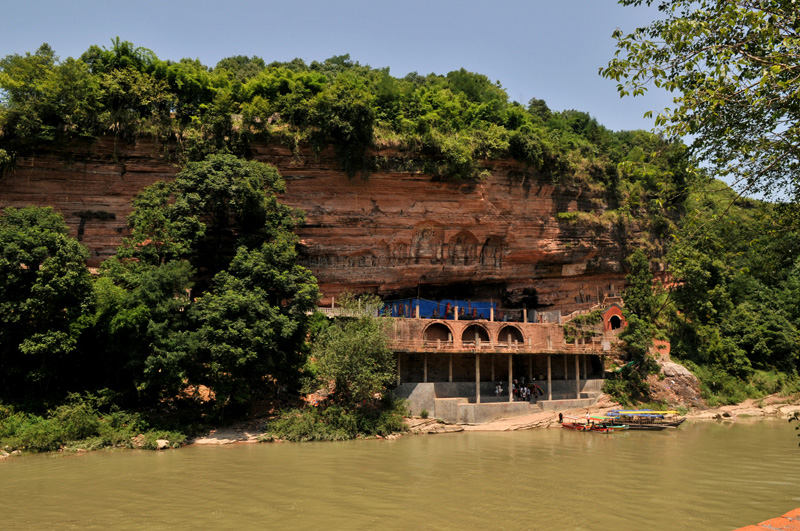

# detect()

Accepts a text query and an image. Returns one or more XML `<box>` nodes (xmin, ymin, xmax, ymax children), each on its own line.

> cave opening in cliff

<box><xmin>387</xmin><ymin>281</ymin><xmax>507</xmax><ymax>306</ymax></box>
<box><xmin>384</xmin><ymin>281</ymin><xmax>552</xmax><ymax>311</ymax></box>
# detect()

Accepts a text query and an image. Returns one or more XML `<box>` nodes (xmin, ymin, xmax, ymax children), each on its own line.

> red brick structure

<box><xmin>602</xmin><ymin>303</ymin><xmax>626</xmax><ymax>332</ymax></box>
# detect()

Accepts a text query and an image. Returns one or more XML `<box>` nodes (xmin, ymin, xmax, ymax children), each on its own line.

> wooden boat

<box><xmin>619</xmin><ymin>422</ymin><xmax>668</xmax><ymax>431</ymax></box>
<box><xmin>562</xmin><ymin>423</ymin><xmax>589</xmax><ymax>431</ymax></box>
<box><xmin>605</xmin><ymin>410</ymin><xmax>684</xmax><ymax>430</ymax></box>
<box><xmin>561</xmin><ymin>415</ymin><xmax>590</xmax><ymax>431</ymax></box>
<box><xmin>588</xmin><ymin>415</ymin><xmax>629</xmax><ymax>431</ymax></box>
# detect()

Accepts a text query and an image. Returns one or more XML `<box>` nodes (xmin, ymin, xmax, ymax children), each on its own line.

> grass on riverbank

<box><xmin>604</xmin><ymin>360</ymin><xmax>800</xmax><ymax>408</ymax></box>
<box><xmin>689</xmin><ymin>365</ymin><xmax>800</xmax><ymax>407</ymax></box>
<box><xmin>0</xmin><ymin>394</ymin><xmax>188</xmax><ymax>454</ymax></box>
<box><xmin>259</xmin><ymin>397</ymin><xmax>407</xmax><ymax>443</ymax></box>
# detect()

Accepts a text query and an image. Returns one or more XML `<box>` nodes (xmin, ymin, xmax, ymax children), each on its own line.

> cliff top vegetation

<box><xmin>0</xmin><ymin>39</ymin><xmax>687</xmax><ymax>185</ymax></box>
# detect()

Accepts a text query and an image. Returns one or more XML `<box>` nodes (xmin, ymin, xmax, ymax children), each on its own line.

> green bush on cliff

<box><xmin>0</xmin><ymin>40</ymin><xmax>688</xmax><ymax>192</ymax></box>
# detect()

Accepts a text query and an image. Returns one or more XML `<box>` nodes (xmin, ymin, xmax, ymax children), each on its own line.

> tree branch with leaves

<box><xmin>602</xmin><ymin>0</ymin><xmax>800</xmax><ymax>199</ymax></box>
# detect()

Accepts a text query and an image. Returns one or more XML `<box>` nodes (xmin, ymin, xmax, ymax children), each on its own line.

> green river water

<box><xmin>2</xmin><ymin>420</ymin><xmax>799</xmax><ymax>530</ymax></box>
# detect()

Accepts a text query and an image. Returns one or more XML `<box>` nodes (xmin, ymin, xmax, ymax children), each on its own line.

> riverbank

<box><xmin>6</xmin><ymin>392</ymin><xmax>792</xmax><ymax>455</ymax></box>
<box><xmin>185</xmin><ymin>392</ymin><xmax>800</xmax><ymax>444</ymax></box>
<box><xmin>444</xmin><ymin>393</ymin><xmax>800</xmax><ymax>433</ymax></box>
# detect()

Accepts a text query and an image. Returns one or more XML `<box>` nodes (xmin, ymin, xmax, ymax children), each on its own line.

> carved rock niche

<box><xmin>411</xmin><ymin>221</ymin><xmax>445</xmax><ymax>265</ymax></box>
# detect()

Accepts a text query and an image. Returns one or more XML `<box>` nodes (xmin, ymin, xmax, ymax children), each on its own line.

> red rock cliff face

<box><xmin>0</xmin><ymin>138</ymin><xmax>632</xmax><ymax>312</ymax></box>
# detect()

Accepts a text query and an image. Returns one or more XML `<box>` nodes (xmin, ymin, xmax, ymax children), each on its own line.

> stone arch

<box><xmin>423</xmin><ymin>322</ymin><xmax>453</xmax><ymax>343</ymax></box>
<box><xmin>461</xmin><ymin>324</ymin><xmax>490</xmax><ymax>345</ymax></box>
<box><xmin>448</xmin><ymin>230</ymin><xmax>478</xmax><ymax>265</ymax></box>
<box><xmin>609</xmin><ymin>315</ymin><xmax>622</xmax><ymax>330</ymax></box>
<box><xmin>497</xmin><ymin>325</ymin><xmax>524</xmax><ymax>345</ymax></box>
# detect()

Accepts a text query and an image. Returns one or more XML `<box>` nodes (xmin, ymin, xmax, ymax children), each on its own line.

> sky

<box><xmin>1</xmin><ymin>0</ymin><xmax>672</xmax><ymax>133</ymax></box>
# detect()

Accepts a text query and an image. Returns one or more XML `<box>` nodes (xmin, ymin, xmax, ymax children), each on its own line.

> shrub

<box><xmin>0</xmin><ymin>394</ymin><xmax>188</xmax><ymax>453</ymax></box>
<box><xmin>261</xmin><ymin>397</ymin><xmax>407</xmax><ymax>442</ymax></box>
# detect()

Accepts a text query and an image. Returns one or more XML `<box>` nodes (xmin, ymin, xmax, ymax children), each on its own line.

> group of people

<box><xmin>494</xmin><ymin>378</ymin><xmax>543</xmax><ymax>403</ymax></box>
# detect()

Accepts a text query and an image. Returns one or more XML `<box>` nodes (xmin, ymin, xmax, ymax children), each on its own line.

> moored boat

<box><xmin>588</xmin><ymin>415</ymin><xmax>629</xmax><ymax>431</ymax></box>
<box><xmin>605</xmin><ymin>409</ymin><xmax>685</xmax><ymax>430</ymax></box>
<box><xmin>562</xmin><ymin>423</ymin><xmax>589</xmax><ymax>431</ymax></box>
<box><xmin>561</xmin><ymin>415</ymin><xmax>590</xmax><ymax>431</ymax></box>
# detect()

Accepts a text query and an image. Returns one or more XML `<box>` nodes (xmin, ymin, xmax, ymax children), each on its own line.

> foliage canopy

<box><xmin>602</xmin><ymin>0</ymin><xmax>800</xmax><ymax>199</ymax></box>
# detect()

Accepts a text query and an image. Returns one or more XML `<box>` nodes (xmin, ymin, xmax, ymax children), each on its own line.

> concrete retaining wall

<box><xmin>455</xmin><ymin>401</ymin><xmax>534</xmax><ymax>424</ymax></box>
<box><xmin>395</xmin><ymin>379</ymin><xmax>603</xmax><ymax>422</ymax></box>
<box><xmin>394</xmin><ymin>383</ymin><xmax>436</xmax><ymax>416</ymax></box>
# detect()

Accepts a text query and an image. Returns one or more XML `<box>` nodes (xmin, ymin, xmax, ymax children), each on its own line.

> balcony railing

<box><xmin>389</xmin><ymin>339</ymin><xmax>607</xmax><ymax>354</ymax></box>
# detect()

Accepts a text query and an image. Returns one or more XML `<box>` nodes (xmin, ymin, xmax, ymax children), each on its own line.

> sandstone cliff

<box><xmin>0</xmin><ymin>137</ymin><xmax>636</xmax><ymax>313</ymax></box>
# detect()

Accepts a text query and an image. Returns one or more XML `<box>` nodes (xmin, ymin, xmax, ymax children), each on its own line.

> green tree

<box><xmin>0</xmin><ymin>44</ymin><xmax>101</xmax><ymax>145</ymax></box>
<box><xmin>309</xmin><ymin>74</ymin><xmax>375</xmax><ymax>177</ymax></box>
<box><xmin>621</xmin><ymin>249</ymin><xmax>660</xmax><ymax>365</ymax></box>
<box><xmin>215</xmin><ymin>55</ymin><xmax>266</xmax><ymax>82</ymax></box>
<box><xmin>90</xmin><ymin>258</ymin><xmax>195</xmax><ymax>402</ymax></box>
<box><xmin>107</xmin><ymin>153</ymin><xmax>318</xmax><ymax>408</ymax></box>
<box><xmin>0</xmin><ymin>207</ymin><xmax>93</xmax><ymax>400</ymax></box>
<box><xmin>310</xmin><ymin>295</ymin><xmax>395</xmax><ymax>409</ymax></box>
<box><xmin>602</xmin><ymin>0</ymin><xmax>800</xmax><ymax>199</ymax></box>
<box><xmin>604</xmin><ymin>249</ymin><xmax>662</xmax><ymax>403</ymax></box>
<box><xmin>191</xmin><ymin>234</ymin><xmax>318</xmax><ymax>409</ymax></box>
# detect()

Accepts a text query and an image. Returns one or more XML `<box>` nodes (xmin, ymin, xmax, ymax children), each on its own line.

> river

<box><xmin>2</xmin><ymin>420</ymin><xmax>798</xmax><ymax>530</ymax></box>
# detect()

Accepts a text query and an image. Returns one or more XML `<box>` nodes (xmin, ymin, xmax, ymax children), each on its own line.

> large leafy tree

<box><xmin>602</xmin><ymin>0</ymin><xmax>800</xmax><ymax>199</ymax></box>
<box><xmin>191</xmin><ymin>234</ymin><xmax>319</xmax><ymax>408</ymax></box>
<box><xmin>0</xmin><ymin>207</ymin><xmax>93</xmax><ymax>400</ymax></box>
<box><xmin>105</xmin><ymin>153</ymin><xmax>318</xmax><ymax>407</ymax></box>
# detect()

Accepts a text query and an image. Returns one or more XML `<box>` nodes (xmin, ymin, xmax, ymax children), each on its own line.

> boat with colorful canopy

<box><xmin>604</xmin><ymin>409</ymin><xmax>685</xmax><ymax>430</ymax></box>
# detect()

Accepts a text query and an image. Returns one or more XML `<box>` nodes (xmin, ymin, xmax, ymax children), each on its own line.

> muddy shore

<box><xmin>187</xmin><ymin>393</ymin><xmax>800</xmax><ymax>443</ymax></box>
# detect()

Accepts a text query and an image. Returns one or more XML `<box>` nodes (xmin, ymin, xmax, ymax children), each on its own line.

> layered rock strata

<box><xmin>0</xmin><ymin>138</ymin><xmax>633</xmax><ymax>312</ymax></box>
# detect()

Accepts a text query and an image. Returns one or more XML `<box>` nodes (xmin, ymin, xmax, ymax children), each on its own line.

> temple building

<box><xmin>385</xmin><ymin>300</ymin><xmax>626</xmax><ymax>423</ymax></box>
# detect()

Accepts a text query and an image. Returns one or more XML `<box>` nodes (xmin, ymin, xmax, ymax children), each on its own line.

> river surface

<box><xmin>2</xmin><ymin>420</ymin><xmax>799</xmax><ymax>530</ymax></box>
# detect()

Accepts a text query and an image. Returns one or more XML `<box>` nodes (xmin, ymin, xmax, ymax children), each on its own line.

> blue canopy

<box><xmin>385</xmin><ymin>298</ymin><xmax>496</xmax><ymax>319</ymax></box>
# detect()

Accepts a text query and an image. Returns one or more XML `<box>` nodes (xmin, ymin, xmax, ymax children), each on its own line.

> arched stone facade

<box><xmin>497</xmin><ymin>325</ymin><xmax>524</xmax><ymax>344</ymax></box>
<box><xmin>423</xmin><ymin>322</ymin><xmax>453</xmax><ymax>343</ymax></box>
<box><xmin>461</xmin><ymin>324</ymin><xmax>490</xmax><ymax>344</ymax></box>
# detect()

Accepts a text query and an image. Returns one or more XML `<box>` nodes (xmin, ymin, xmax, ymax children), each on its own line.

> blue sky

<box><xmin>2</xmin><ymin>1</ymin><xmax>670</xmax><ymax>132</ymax></box>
